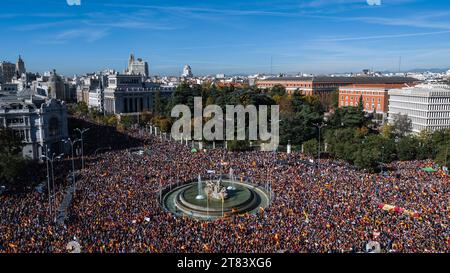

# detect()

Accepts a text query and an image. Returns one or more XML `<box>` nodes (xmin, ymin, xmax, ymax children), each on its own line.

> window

<box><xmin>48</xmin><ymin>117</ymin><xmax>60</xmax><ymax>137</ymax></box>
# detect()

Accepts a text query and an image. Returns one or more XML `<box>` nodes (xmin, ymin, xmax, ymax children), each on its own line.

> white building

<box><xmin>125</xmin><ymin>53</ymin><xmax>149</xmax><ymax>78</ymax></box>
<box><xmin>0</xmin><ymin>91</ymin><xmax>68</xmax><ymax>160</ymax></box>
<box><xmin>388</xmin><ymin>84</ymin><xmax>450</xmax><ymax>133</ymax></box>
<box><xmin>88</xmin><ymin>88</ymin><xmax>104</xmax><ymax>112</ymax></box>
<box><xmin>103</xmin><ymin>74</ymin><xmax>174</xmax><ymax>114</ymax></box>
<box><xmin>182</xmin><ymin>65</ymin><xmax>193</xmax><ymax>78</ymax></box>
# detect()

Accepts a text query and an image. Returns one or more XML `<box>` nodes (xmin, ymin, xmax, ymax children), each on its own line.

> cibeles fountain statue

<box><xmin>204</xmin><ymin>178</ymin><xmax>229</xmax><ymax>200</ymax></box>
<box><xmin>195</xmin><ymin>175</ymin><xmax>229</xmax><ymax>200</ymax></box>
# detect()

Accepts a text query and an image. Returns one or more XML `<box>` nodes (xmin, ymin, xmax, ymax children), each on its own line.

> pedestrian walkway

<box><xmin>56</xmin><ymin>185</ymin><xmax>75</xmax><ymax>226</ymax></box>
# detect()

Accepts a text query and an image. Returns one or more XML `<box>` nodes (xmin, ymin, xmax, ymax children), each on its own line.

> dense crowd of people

<box><xmin>1</xmin><ymin>127</ymin><xmax>449</xmax><ymax>253</ymax></box>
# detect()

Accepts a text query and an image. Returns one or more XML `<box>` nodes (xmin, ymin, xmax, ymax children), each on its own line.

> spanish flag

<box><xmin>203</xmin><ymin>244</ymin><xmax>210</xmax><ymax>252</ymax></box>
<box><xmin>274</xmin><ymin>233</ymin><xmax>280</xmax><ymax>241</ymax></box>
<box><xmin>303</xmin><ymin>210</ymin><xmax>309</xmax><ymax>221</ymax></box>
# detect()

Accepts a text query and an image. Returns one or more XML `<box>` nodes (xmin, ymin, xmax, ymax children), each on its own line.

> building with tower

<box><xmin>182</xmin><ymin>65</ymin><xmax>193</xmax><ymax>78</ymax></box>
<box><xmin>47</xmin><ymin>69</ymin><xmax>69</xmax><ymax>101</ymax></box>
<box><xmin>125</xmin><ymin>53</ymin><xmax>149</xmax><ymax>78</ymax></box>
<box><xmin>15</xmin><ymin>55</ymin><xmax>26</xmax><ymax>77</ymax></box>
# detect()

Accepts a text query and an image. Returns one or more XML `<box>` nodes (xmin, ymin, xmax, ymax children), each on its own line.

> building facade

<box><xmin>257</xmin><ymin>76</ymin><xmax>418</xmax><ymax>109</ymax></box>
<box><xmin>88</xmin><ymin>86</ymin><xmax>104</xmax><ymax>112</ymax></box>
<box><xmin>47</xmin><ymin>69</ymin><xmax>70</xmax><ymax>101</ymax></box>
<box><xmin>0</xmin><ymin>83</ymin><xmax>18</xmax><ymax>92</ymax></box>
<box><xmin>0</xmin><ymin>95</ymin><xmax>68</xmax><ymax>160</ymax></box>
<box><xmin>15</xmin><ymin>55</ymin><xmax>26</xmax><ymax>77</ymax></box>
<box><xmin>0</xmin><ymin>61</ymin><xmax>16</xmax><ymax>84</ymax></box>
<box><xmin>338</xmin><ymin>82</ymin><xmax>417</xmax><ymax>124</ymax></box>
<box><xmin>76</xmin><ymin>76</ymin><xmax>102</xmax><ymax>106</ymax></box>
<box><xmin>103</xmin><ymin>74</ymin><xmax>174</xmax><ymax>114</ymax></box>
<box><xmin>388</xmin><ymin>84</ymin><xmax>450</xmax><ymax>133</ymax></box>
<box><xmin>125</xmin><ymin>53</ymin><xmax>149</xmax><ymax>78</ymax></box>
<box><xmin>182</xmin><ymin>65</ymin><xmax>193</xmax><ymax>78</ymax></box>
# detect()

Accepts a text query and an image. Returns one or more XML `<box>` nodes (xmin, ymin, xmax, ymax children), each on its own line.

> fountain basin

<box><xmin>162</xmin><ymin>179</ymin><xmax>270</xmax><ymax>220</ymax></box>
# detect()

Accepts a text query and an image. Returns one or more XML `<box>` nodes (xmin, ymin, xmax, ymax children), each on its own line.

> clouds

<box><xmin>66</xmin><ymin>0</ymin><xmax>81</xmax><ymax>6</ymax></box>
<box><xmin>1</xmin><ymin>0</ymin><xmax>449</xmax><ymax>75</ymax></box>
<box><xmin>53</xmin><ymin>28</ymin><xmax>108</xmax><ymax>43</ymax></box>
<box><xmin>315</xmin><ymin>30</ymin><xmax>450</xmax><ymax>42</ymax></box>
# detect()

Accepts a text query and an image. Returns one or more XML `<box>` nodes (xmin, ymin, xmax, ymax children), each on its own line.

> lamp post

<box><xmin>75</xmin><ymin>128</ymin><xmax>90</xmax><ymax>170</ymax></box>
<box><xmin>313</xmin><ymin>123</ymin><xmax>327</xmax><ymax>171</ymax></box>
<box><xmin>63</xmin><ymin>138</ymin><xmax>81</xmax><ymax>195</ymax></box>
<box><xmin>39</xmin><ymin>144</ymin><xmax>52</xmax><ymax>215</ymax></box>
<box><xmin>40</xmin><ymin>152</ymin><xmax>63</xmax><ymax>221</ymax></box>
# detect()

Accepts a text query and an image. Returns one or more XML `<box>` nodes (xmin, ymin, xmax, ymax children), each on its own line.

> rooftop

<box><xmin>389</xmin><ymin>84</ymin><xmax>450</xmax><ymax>97</ymax></box>
<box><xmin>260</xmin><ymin>76</ymin><xmax>419</xmax><ymax>84</ymax></box>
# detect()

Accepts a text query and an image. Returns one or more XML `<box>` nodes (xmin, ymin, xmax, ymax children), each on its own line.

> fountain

<box><xmin>162</xmin><ymin>172</ymin><xmax>271</xmax><ymax>220</ymax></box>
<box><xmin>195</xmin><ymin>175</ymin><xmax>206</xmax><ymax>200</ymax></box>
<box><xmin>227</xmin><ymin>168</ymin><xmax>236</xmax><ymax>191</ymax></box>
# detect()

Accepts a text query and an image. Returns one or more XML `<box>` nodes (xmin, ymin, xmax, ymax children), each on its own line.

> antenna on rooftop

<box><xmin>398</xmin><ymin>56</ymin><xmax>402</xmax><ymax>73</ymax></box>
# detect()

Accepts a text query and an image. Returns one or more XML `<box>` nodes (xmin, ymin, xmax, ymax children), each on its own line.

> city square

<box><xmin>0</xmin><ymin>0</ymin><xmax>449</xmax><ymax>259</ymax></box>
<box><xmin>0</xmin><ymin>121</ymin><xmax>448</xmax><ymax>253</ymax></box>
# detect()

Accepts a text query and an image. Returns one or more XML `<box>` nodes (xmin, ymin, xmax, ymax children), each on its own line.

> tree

<box><xmin>379</xmin><ymin>124</ymin><xmax>394</xmax><ymax>139</ymax></box>
<box><xmin>397</xmin><ymin>136</ymin><xmax>418</xmax><ymax>161</ymax></box>
<box><xmin>71</xmin><ymin>102</ymin><xmax>89</xmax><ymax>117</ymax></box>
<box><xmin>0</xmin><ymin>128</ymin><xmax>24</xmax><ymax>155</ymax></box>
<box><xmin>227</xmin><ymin>140</ymin><xmax>251</xmax><ymax>151</ymax></box>
<box><xmin>269</xmin><ymin>84</ymin><xmax>286</xmax><ymax>97</ymax></box>
<box><xmin>435</xmin><ymin>144</ymin><xmax>450</xmax><ymax>167</ymax></box>
<box><xmin>392</xmin><ymin>113</ymin><xmax>412</xmax><ymax>138</ymax></box>
<box><xmin>324</xmin><ymin>128</ymin><xmax>360</xmax><ymax>163</ymax></box>
<box><xmin>415</xmin><ymin>130</ymin><xmax>435</xmax><ymax>160</ymax></box>
<box><xmin>432</xmin><ymin>128</ymin><xmax>450</xmax><ymax>166</ymax></box>
<box><xmin>303</xmin><ymin>139</ymin><xmax>318</xmax><ymax>157</ymax></box>
<box><xmin>330</xmin><ymin>90</ymin><xmax>339</xmax><ymax>109</ymax></box>
<box><xmin>276</xmin><ymin>94</ymin><xmax>293</xmax><ymax>116</ymax></box>
<box><xmin>154</xmin><ymin>90</ymin><xmax>163</xmax><ymax>115</ymax></box>
<box><xmin>328</xmin><ymin>106</ymin><xmax>370</xmax><ymax>129</ymax></box>
<box><xmin>0</xmin><ymin>128</ymin><xmax>26</xmax><ymax>188</ymax></box>
<box><xmin>280</xmin><ymin>106</ymin><xmax>322</xmax><ymax>145</ymax></box>
<box><xmin>119</xmin><ymin>115</ymin><xmax>134</xmax><ymax>130</ymax></box>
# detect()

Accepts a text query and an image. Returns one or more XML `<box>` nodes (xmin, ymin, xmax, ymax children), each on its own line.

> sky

<box><xmin>1</xmin><ymin>0</ymin><xmax>450</xmax><ymax>76</ymax></box>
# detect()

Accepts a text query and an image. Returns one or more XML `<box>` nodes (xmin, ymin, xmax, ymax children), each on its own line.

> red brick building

<box><xmin>257</xmin><ymin>76</ymin><xmax>418</xmax><ymax>109</ymax></box>
<box><xmin>338</xmin><ymin>83</ymin><xmax>417</xmax><ymax>113</ymax></box>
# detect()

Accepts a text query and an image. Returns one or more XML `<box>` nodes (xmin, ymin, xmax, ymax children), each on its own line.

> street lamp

<box><xmin>313</xmin><ymin>123</ymin><xmax>327</xmax><ymax>170</ymax></box>
<box><xmin>40</xmin><ymin>152</ymin><xmax>63</xmax><ymax>221</ymax></box>
<box><xmin>39</xmin><ymin>144</ymin><xmax>52</xmax><ymax>216</ymax></box>
<box><xmin>63</xmin><ymin>138</ymin><xmax>81</xmax><ymax>195</ymax></box>
<box><xmin>75</xmin><ymin>128</ymin><xmax>90</xmax><ymax>170</ymax></box>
